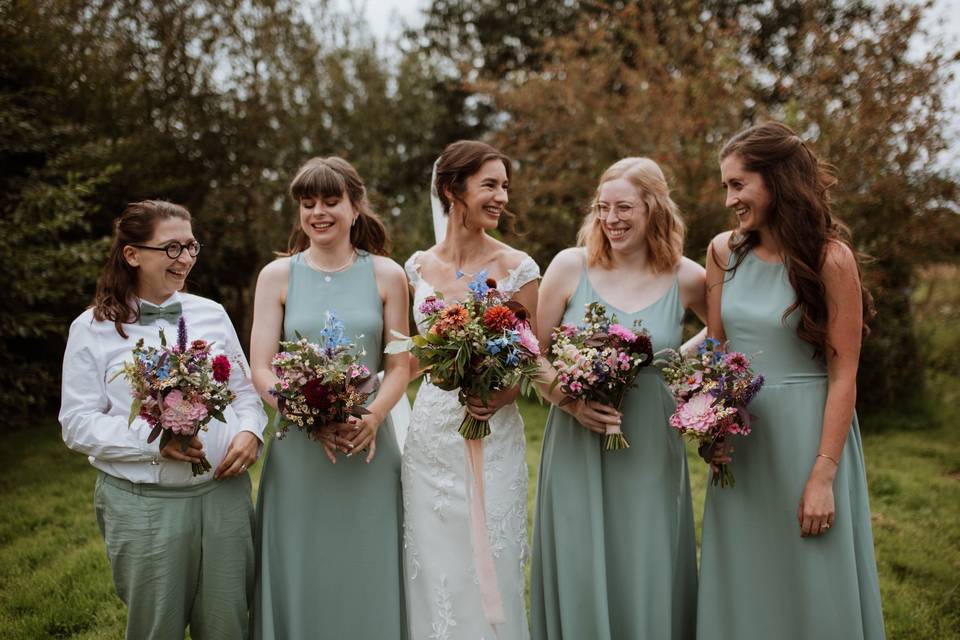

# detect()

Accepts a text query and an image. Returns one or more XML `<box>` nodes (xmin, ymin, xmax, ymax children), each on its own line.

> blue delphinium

<box><xmin>467</xmin><ymin>270</ymin><xmax>490</xmax><ymax>301</ymax></box>
<box><xmin>319</xmin><ymin>312</ymin><xmax>349</xmax><ymax>354</ymax></box>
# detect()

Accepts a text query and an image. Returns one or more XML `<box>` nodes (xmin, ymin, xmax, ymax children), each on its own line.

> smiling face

<box><xmin>124</xmin><ymin>217</ymin><xmax>196</xmax><ymax>304</ymax></box>
<box><xmin>720</xmin><ymin>153</ymin><xmax>772</xmax><ymax>234</ymax></box>
<box><xmin>595</xmin><ymin>177</ymin><xmax>649</xmax><ymax>253</ymax></box>
<box><xmin>298</xmin><ymin>190</ymin><xmax>356</xmax><ymax>248</ymax></box>
<box><xmin>456</xmin><ymin>159</ymin><xmax>509</xmax><ymax>230</ymax></box>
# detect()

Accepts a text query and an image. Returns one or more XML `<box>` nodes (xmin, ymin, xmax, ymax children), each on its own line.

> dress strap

<box><xmin>499</xmin><ymin>254</ymin><xmax>541</xmax><ymax>296</ymax></box>
<box><xmin>404</xmin><ymin>251</ymin><xmax>424</xmax><ymax>287</ymax></box>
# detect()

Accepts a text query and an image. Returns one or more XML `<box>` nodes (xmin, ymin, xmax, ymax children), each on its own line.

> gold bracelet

<box><xmin>816</xmin><ymin>453</ymin><xmax>839</xmax><ymax>466</ymax></box>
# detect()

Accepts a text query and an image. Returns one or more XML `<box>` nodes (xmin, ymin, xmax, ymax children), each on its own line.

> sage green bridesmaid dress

<box><xmin>696</xmin><ymin>250</ymin><xmax>884</xmax><ymax>639</ymax></box>
<box><xmin>252</xmin><ymin>251</ymin><xmax>406</xmax><ymax>639</ymax></box>
<box><xmin>530</xmin><ymin>257</ymin><xmax>698</xmax><ymax>640</ymax></box>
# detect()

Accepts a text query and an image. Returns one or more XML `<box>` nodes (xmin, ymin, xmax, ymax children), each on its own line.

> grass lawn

<box><xmin>1</xmin><ymin>373</ymin><xmax>957</xmax><ymax>639</ymax></box>
<box><xmin>4</xmin><ymin>261</ymin><xmax>959</xmax><ymax>638</ymax></box>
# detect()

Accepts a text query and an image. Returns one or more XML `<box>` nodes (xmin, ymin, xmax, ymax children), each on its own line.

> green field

<box><xmin>1</xmin><ymin>376</ymin><xmax>958</xmax><ymax>639</ymax></box>
<box><xmin>3</xmin><ymin>266</ymin><xmax>958</xmax><ymax>640</ymax></box>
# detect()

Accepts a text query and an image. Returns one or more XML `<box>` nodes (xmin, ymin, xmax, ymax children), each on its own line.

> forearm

<box><xmin>680</xmin><ymin>327</ymin><xmax>708</xmax><ymax>356</ymax></box>
<box><xmin>813</xmin><ymin>376</ymin><xmax>857</xmax><ymax>480</ymax></box>
<box><xmin>532</xmin><ymin>357</ymin><xmax>574</xmax><ymax>410</ymax></box>
<box><xmin>251</xmin><ymin>366</ymin><xmax>281</xmax><ymax>410</ymax></box>
<box><xmin>61</xmin><ymin>412</ymin><xmax>155</xmax><ymax>462</ymax></box>
<box><xmin>368</xmin><ymin>365</ymin><xmax>409</xmax><ymax>422</ymax></box>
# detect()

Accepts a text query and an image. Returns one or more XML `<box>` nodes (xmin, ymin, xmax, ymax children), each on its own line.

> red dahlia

<box><xmin>211</xmin><ymin>354</ymin><xmax>231</xmax><ymax>382</ymax></box>
<box><xmin>483</xmin><ymin>305</ymin><xmax>517</xmax><ymax>331</ymax></box>
<box><xmin>302</xmin><ymin>378</ymin><xmax>333</xmax><ymax>409</ymax></box>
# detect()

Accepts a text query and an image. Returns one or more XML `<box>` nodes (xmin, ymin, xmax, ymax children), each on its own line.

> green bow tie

<box><xmin>138</xmin><ymin>301</ymin><xmax>182</xmax><ymax>326</ymax></box>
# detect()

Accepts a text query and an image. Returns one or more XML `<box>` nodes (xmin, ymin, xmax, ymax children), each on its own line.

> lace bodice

<box><xmin>405</xmin><ymin>250</ymin><xmax>541</xmax><ymax>334</ymax></box>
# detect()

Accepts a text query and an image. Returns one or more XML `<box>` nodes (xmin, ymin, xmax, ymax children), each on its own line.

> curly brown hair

<box><xmin>719</xmin><ymin>121</ymin><xmax>874</xmax><ymax>359</ymax></box>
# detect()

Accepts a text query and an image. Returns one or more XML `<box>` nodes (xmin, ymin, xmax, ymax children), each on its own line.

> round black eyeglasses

<box><xmin>130</xmin><ymin>241</ymin><xmax>202</xmax><ymax>259</ymax></box>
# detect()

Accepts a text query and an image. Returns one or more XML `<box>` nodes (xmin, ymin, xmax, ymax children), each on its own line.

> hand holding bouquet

<box><xmin>386</xmin><ymin>271</ymin><xmax>541</xmax><ymax>440</ymax></box>
<box><xmin>658</xmin><ymin>337</ymin><xmax>764</xmax><ymax>487</ymax></box>
<box><xmin>549</xmin><ymin>302</ymin><xmax>655</xmax><ymax>450</ymax></box>
<box><xmin>115</xmin><ymin>317</ymin><xmax>235</xmax><ymax>475</ymax></box>
<box><xmin>270</xmin><ymin>312</ymin><xmax>376</xmax><ymax>444</ymax></box>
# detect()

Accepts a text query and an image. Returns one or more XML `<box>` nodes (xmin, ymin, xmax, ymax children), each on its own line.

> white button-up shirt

<box><xmin>59</xmin><ymin>292</ymin><xmax>268</xmax><ymax>486</ymax></box>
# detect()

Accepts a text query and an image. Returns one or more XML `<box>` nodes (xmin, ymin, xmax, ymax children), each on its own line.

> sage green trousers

<box><xmin>94</xmin><ymin>471</ymin><xmax>255</xmax><ymax>640</ymax></box>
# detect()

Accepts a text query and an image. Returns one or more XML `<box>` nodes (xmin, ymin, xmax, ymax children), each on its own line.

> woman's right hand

<box><xmin>563</xmin><ymin>399</ymin><xmax>621</xmax><ymax>434</ymax></box>
<box><xmin>317</xmin><ymin>421</ymin><xmax>361</xmax><ymax>464</ymax></box>
<box><xmin>160</xmin><ymin>435</ymin><xmax>205</xmax><ymax>463</ymax></box>
<box><xmin>699</xmin><ymin>440</ymin><xmax>733</xmax><ymax>472</ymax></box>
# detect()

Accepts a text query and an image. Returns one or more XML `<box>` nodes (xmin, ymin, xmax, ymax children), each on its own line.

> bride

<box><xmin>402</xmin><ymin>140</ymin><xmax>539</xmax><ymax>640</ymax></box>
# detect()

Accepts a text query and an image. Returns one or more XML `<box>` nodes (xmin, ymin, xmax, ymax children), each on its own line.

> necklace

<box><xmin>305</xmin><ymin>250</ymin><xmax>357</xmax><ymax>282</ymax></box>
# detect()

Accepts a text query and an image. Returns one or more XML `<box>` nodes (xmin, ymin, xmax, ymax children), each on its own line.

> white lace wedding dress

<box><xmin>402</xmin><ymin>251</ymin><xmax>539</xmax><ymax>640</ymax></box>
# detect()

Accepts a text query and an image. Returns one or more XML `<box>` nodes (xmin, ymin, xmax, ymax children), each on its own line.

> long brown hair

<box><xmin>285</xmin><ymin>157</ymin><xmax>389</xmax><ymax>256</ymax></box>
<box><xmin>577</xmin><ymin>157</ymin><xmax>685</xmax><ymax>272</ymax></box>
<box><xmin>434</xmin><ymin>140</ymin><xmax>516</xmax><ymax>231</ymax></box>
<box><xmin>719</xmin><ymin>121</ymin><xmax>874</xmax><ymax>358</ymax></box>
<box><xmin>92</xmin><ymin>200</ymin><xmax>192</xmax><ymax>338</ymax></box>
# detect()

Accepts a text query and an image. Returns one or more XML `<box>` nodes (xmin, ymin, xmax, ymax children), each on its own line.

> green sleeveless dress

<box><xmin>530</xmin><ymin>259</ymin><xmax>698</xmax><ymax>640</ymax></box>
<box><xmin>696</xmin><ymin>250</ymin><xmax>884</xmax><ymax>639</ymax></box>
<box><xmin>252</xmin><ymin>251</ymin><xmax>406</xmax><ymax>639</ymax></box>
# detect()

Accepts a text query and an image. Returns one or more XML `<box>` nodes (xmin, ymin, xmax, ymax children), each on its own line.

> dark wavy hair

<box><xmin>719</xmin><ymin>121</ymin><xmax>874</xmax><ymax>359</ymax></box>
<box><xmin>285</xmin><ymin>157</ymin><xmax>390</xmax><ymax>256</ymax></box>
<box><xmin>92</xmin><ymin>200</ymin><xmax>192</xmax><ymax>338</ymax></box>
<box><xmin>434</xmin><ymin>140</ymin><xmax>515</xmax><ymax>231</ymax></box>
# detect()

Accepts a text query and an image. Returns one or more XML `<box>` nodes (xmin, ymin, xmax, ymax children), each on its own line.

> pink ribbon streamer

<box><xmin>464</xmin><ymin>437</ymin><xmax>506</xmax><ymax>629</ymax></box>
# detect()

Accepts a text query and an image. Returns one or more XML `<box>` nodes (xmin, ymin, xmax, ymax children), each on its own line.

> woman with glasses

<box><xmin>59</xmin><ymin>199</ymin><xmax>267</xmax><ymax>639</ymax></box>
<box><xmin>530</xmin><ymin>158</ymin><xmax>705</xmax><ymax>640</ymax></box>
<box><xmin>249</xmin><ymin>157</ymin><xmax>410</xmax><ymax>639</ymax></box>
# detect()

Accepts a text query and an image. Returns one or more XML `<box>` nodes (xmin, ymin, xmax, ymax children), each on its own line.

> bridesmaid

<box><xmin>531</xmin><ymin>158</ymin><xmax>705</xmax><ymax>639</ymax></box>
<box><xmin>249</xmin><ymin>157</ymin><xmax>410</xmax><ymax>639</ymax></box>
<box><xmin>698</xmin><ymin>121</ymin><xmax>885</xmax><ymax>638</ymax></box>
<box><xmin>60</xmin><ymin>200</ymin><xmax>267</xmax><ymax>639</ymax></box>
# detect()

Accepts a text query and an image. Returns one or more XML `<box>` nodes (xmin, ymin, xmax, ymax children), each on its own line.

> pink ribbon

<box><xmin>464</xmin><ymin>437</ymin><xmax>506</xmax><ymax>629</ymax></box>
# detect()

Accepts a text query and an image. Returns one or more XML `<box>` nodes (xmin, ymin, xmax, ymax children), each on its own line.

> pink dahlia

<box><xmin>607</xmin><ymin>323</ymin><xmax>637</xmax><ymax>343</ymax></box>
<box><xmin>669</xmin><ymin>392</ymin><xmax>724</xmax><ymax>435</ymax></box>
<box><xmin>161</xmin><ymin>390</ymin><xmax>208</xmax><ymax>434</ymax></box>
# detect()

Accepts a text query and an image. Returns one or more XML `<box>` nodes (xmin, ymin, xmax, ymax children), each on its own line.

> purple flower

<box><xmin>177</xmin><ymin>317</ymin><xmax>188</xmax><ymax>353</ymax></box>
<box><xmin>418</xmin><ymin>296</ymin><xmax>446</xmax><ymax>315</ymax></box>
<box><xmin>740</xmin><ymin>375</ymin><xmax>765</xmax><ymax>405</ymax></box>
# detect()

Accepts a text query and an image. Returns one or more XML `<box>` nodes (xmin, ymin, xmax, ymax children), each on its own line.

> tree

<box><xmin>482</xmin><ymin>0</ymin><xmax>960</xmax><ymax>411</ymax></box>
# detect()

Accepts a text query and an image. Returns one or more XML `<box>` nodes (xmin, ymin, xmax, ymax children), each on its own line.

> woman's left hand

<box><xmin>214</xmin><ymin>431</ymin><xmax>260</xmax><ymax>479</ymax></box>
<box><xmin>797</xmin><ymin>463</ymin><xmax>837</xmax><ymax>537</ymax></box>
<box><xmin>345</xmin><ymin>412</ymin><xmax>383</xmax><ymax>463</ymax></box>
<box><xmin>465</xmin><ymin>387</ymin><xmax>517</xmax><ymax>421</ymax></box>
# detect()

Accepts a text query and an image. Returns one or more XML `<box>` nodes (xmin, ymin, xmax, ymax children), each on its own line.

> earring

<box><xmin>352</xmin><ymin>216</ymin><xmax>358</xmax><ymax>227</ymax></box>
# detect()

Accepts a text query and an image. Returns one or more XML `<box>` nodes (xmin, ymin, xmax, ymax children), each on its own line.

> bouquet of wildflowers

<box><xmin>114</xmin><ymin>317</ymin><xmax>235</xmax><ymax>475</ymax></box>
<box><xmin>386</xmin><ymin>271</ymin><xmax>541</xmax><ymax>440</ymax></box>
<box><xmin>549</xmin><ymin>302</ymin><xmax>655</xmax><ymax>450</ymax></box>
<box><xmin>658</xmin><ymin>337</ymin><xmax>764</xmax><ymax>487</ymax></box>
<box><xmin>270</xmin><ymin>312</ymin><xmax>376</xmax><ymax>442</ymax></box>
